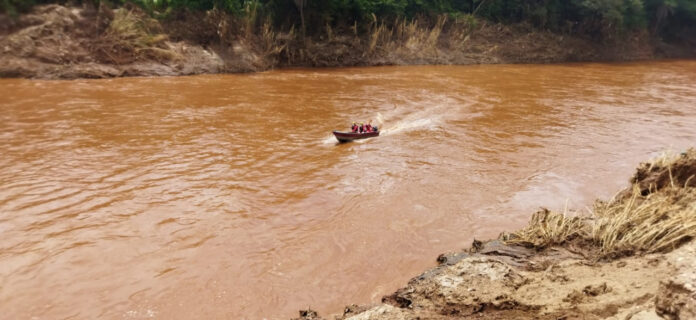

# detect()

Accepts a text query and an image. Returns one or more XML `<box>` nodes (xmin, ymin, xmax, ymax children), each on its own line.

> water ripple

<box><xmin>1</xmin><ymin>61</ymin><xmax>696</xmax><ymax>319</ymax></box>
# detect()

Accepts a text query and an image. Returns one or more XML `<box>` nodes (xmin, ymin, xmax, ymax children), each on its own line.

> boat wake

<box><xmin>321</xmin><ymin>135</ymin><xmax>338</xmax><ymax>145</ymax></box>
<box><xmin>380</xmin><ymin>117</ymin><xmax>436</xmax><ymax>135</ymax></box>
<box><xmin>376</xmin><ymin>95</ymin><xmax>457</xmax><ymax>136</ymax></box>
<box><xmin>321</xmin><ymin>93</ymin><xmax>470</xmax><ymax>145</ymax></box>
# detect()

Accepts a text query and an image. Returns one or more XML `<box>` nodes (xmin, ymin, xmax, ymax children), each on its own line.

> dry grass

<box><xmin>364</xmin><ymin>15</ymin><xmax>448</xmax><ymax>56</ymax></box>
<box><xmin>106</xmin><ymin>9</ymin><xmax>164</xmax><ymax>47</ymax></box>
<box><xmin>425</xmin><ymin>15</ymin><xmax>447</xmax><ymax>49</ymax></box>
<box><xmin>631</xmin><ymin>149</ymin><xmax>696</xmax><ymax>193</ymax></box>
<box><xmin>592</xmin><ymin>179</ymin><xmax>696</xmax><ymax>256</ymax></box>
<box><xmin>259</xmin><ymin>19</ymin><xmax>290</xmax><ymax>65</ymax></box>
<box><xmin>242</xmin><ymin>1</ymin><xmax>259</xmax><ymax>40</ymax></box>
<box><xmin>325</xmin><ymin>23</ymin><xmax>333</xmax><ymax>42</ymax></box>
<box><xmin>446</xmin><ymin>14</ymin><xmax>477</xmax><ymax>49</ymax></box>
<box><xmin>258</xmin><ymin>13</ymin><xmax>479</xmax><ymax>67</ymax></box>
<box><xmin>368</xmin><ymin>18</ymin><xmax>388</xmax><ymax>53</ymax></box>
<box><xmin>647</xmin><ymin>150</ymin><xmax>683</xmax><ymax>170</ymax></box>
<box><xmin>95</xmin><ymin>8</ymin><xmax>177</xmax><ymax>64</ymax></box>
<box><xmin>503</xmin><ymin>150</ymin><xmax>696</xmax><ymax>258</ymax></box>
<box><xmin>502</xmin><ymin>208</ymin><xmax>587</xmax><ymax>249</ymax></box>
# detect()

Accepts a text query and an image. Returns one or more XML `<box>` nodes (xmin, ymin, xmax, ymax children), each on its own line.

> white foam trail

<box><xmin>375</xmin><ymin>97</ymin><xmax>454</xmax><ymax>136</ymax></box>
<box><xmin>321</xmin><ymin>135</ymin><xmax>337</xmax><ymax>145</ymax></box>
<box><xmin>382</xmin><ymin>118</ymin><xmax>435</xmax><ymax>135</ymax></box>
<box><xmin>375</xmin><ymin>113</ymin><xmax>385</xmax><ymax>128</ymax></box>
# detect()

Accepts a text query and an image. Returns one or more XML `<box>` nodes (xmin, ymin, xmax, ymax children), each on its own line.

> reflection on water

<box><xmin>1</xmin><ymin>61</ymin><xmax>696</xmax><ymax>319</ymax></box>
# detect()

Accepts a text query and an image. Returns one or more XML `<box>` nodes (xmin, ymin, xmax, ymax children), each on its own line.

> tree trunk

<box><xmin>473</xmin><ymin>0</ymin><xmax>488</xmax><ymax>16</ymax></box>
<box><xmin>293</xmin><ymin>0</ymin><xmax>306</xmax><ymax>41</ymax></box>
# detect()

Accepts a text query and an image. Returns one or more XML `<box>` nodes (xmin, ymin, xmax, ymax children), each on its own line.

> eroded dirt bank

<box><xmin>1</xmin><ymin>4</ymin><xmax>694</xmax><ymax>79</ymax></box>
<box><xmin>294</xmin><ymin>150</ymin><xmax>696</xmax><ymax>320</ymax></box>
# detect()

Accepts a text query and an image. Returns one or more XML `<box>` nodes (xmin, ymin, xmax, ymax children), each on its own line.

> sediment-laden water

<box><xmin>1</xmin><ymin>61</ymin><xmax>695</xmax><ymax>319</ymax></box>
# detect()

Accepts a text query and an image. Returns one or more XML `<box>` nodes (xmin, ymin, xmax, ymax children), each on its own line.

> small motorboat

<box><xmin>333</xmin><ymin>129</ymin><xmax>379</xmax><ymax>143</ymax></box>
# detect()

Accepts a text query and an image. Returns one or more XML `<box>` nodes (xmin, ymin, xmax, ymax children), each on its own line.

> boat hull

<box><xmin>333</xmin><ymin>130</ymin><xmax>379</xmax><ymax>143</ymax></box>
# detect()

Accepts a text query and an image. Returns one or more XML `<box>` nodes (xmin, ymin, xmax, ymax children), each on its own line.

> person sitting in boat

<box><xmin>351</xmin><ymin>122</ymin><xmax>358</xmax><ymax>132</ymax></box>
<box><xmin>359</xmin><ymin>123</ymin><xmax>365</xmax><ymax>133</ymax></box>
<box><xmin>365</xmin><ymin>123</ymin><xmax>373</xmax><ymax>133</ymax></box>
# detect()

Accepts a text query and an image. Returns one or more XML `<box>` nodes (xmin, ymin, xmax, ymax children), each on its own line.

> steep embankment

<box><xmin>1</xmin><ymin>4</ymin><xmax>693</xmax><ymax>79</ymax></box>
<box><xmin>294</xmin><ymin>150</ymin><xmax>696</xmax><ymax>320</ymax></box>
<box><xmin>0</xmin><ymin>4</ymin><xmax>226</xmax><ymax>78</ymax></box>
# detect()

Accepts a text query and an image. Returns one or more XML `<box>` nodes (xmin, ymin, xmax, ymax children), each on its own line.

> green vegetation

<box><xmin>3</xmin><ymin>0</ymin><xmax>695</xmax><ymax>42</ymax></box>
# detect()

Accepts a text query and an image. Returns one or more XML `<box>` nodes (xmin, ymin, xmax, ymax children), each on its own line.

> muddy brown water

<box><xmin>1</xmin><ymin>61</ymin><xmax>696</xmax><ymax>319</ymax></box>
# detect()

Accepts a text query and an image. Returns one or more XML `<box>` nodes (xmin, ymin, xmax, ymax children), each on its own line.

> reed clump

<box><xmin>503</xmin><ymin>149</ymin><xmax>696</xmax><ymax>259</ymax></box>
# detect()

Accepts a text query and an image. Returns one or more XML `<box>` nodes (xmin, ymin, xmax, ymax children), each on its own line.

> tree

<box><xmin>293</xmin><ymin>0</ymin><xmax>306</xmax><ymax>39</ymax></box>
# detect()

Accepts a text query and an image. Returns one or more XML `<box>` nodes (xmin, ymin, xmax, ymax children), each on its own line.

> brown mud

<box><xmin>1</xmin><ymin>4</ymin><xmax>694</xmax><ymax>79</ymax></box>
<box><xmin>293</xmin><ymin>151</ymin><xmax>696</xmax><ymax>320</ymax></box>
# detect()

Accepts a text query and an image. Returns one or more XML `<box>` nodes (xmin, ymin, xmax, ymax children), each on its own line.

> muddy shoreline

<box><xmin>299</xmin><ymin>240</ymin><xmax>696</xmax><ymax>320</ymax></box>
<box><xmin>294</xmin><ymin>151</ymin><xmax>696</xmax><ymax>320</ymax></box>
<box><xmin>1</xmin><ymin>4</ymin><xmax>695</xmax><ymax>80</ymax></box>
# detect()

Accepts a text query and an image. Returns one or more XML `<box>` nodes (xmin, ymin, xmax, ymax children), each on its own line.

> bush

<box><xmin>3</xmin><ymin>0</ymin><xmax>696</xmax><ymax>43</ymax></box>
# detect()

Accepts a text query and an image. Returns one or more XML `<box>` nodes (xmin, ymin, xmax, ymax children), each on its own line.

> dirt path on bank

<box><xmin>1</xmin><ymin>4</ymin><xmax>694</xmax><ymax>79</ymax></box>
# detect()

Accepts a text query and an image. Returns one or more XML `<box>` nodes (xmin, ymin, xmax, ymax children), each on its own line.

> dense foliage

<box><xmin>3</xmin><ymin>0</ymin><xmax>695</xmax><ymax>41</ymax></box>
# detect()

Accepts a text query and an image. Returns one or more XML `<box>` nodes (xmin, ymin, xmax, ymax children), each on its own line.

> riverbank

<box><xmin>1</xmin><ymin>4</ymin><xmax>694</xmax><ymax>79</ymax></box>
<box><xmin>295</xmin><ymin>150</ymin><xmax>696</xmax><ymax>320</ymax></box>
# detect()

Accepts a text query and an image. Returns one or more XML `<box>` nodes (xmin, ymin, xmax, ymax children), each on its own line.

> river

<box><xmin>1</xmin><ymin>61</ymin><xmax>695</xmax><ymax>319</ymax></box>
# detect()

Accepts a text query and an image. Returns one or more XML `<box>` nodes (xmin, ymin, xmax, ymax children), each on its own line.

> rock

<box><xmin>655</xmin><ymin>280</ymin><xmax>696</xmax><ymax>320</ymax></box>
<box><xmin>344</xmin><ymin>305</ymin><xmax>411</xmax><ymax>320</ymax></box>
<box><xmin>655</xmin><ymin>241</ymin><xmax>696</xmax><ymax>320</ymax></box>
<box><xmin>628</xmin><ymin>310</ymin><xmax>662</xmax><ymax>320</ymax></box>
<box><xmin>291</xmin><ymin>309</ymin><xmax>325</xmax><ymax>320</ymax></box>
